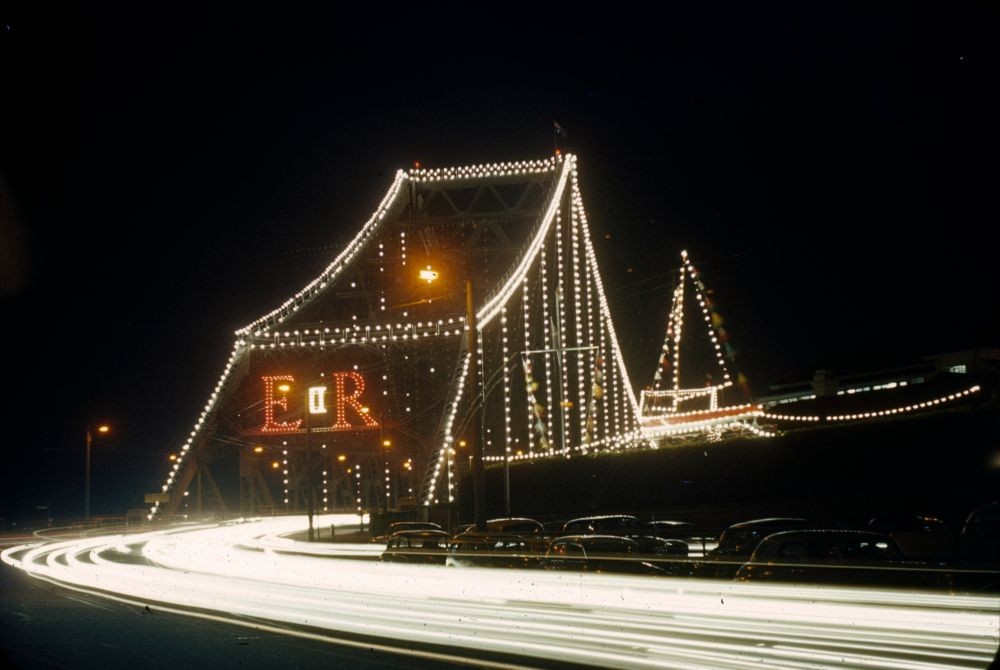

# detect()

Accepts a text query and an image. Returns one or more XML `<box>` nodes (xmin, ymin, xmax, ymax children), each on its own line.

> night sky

<box><xmin>1</xmin><ymin>4</ymin><xmax>996</xmax><ymax>521</ymax></box>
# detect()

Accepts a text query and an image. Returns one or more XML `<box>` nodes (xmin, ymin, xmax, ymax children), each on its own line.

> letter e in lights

<box><xmin>261</xmin><ymin>375</ymin><xmax>302</xmax><ymax>433</ymax></box>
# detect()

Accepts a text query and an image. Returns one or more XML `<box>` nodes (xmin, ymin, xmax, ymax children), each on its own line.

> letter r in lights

<box><xmin>308</xmin><ymin>386</ymin><xmax>328</xmax><ymax>414</ymax></box>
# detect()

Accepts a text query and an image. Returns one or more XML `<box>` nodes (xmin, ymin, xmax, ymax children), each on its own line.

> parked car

<box><xmin>453</xmin><ymin>518</ymin><xmax>548</xmax><ymax>546</ymax></box>
<box><xmin>960</xmin><ymin>501</ymin><xmax>1000</xmax><ymax>566</ymax></box>
<box><xmin>483</xmin><ymin>517</ymin><xmax>549</xmax><ymax>551</ymax></box>
<box><xmin>483</xmin><ymin>517</ymin><xmax>546</xmax><ymax>536</ymax></box>
<box><xmin>446</xmin><ymin>532</ymin><xmax>541</xmax><ymax>569</ymax></box>
<box><xmin>379</xmin><ymin>530</ymin><xmax>451</xmax><ymax>564</ymax></box>
<box><xmin>956</xmin><ymin>502</ymin><xmax>1000</xmax><ymax>591</ymax></box>
<box><xmin>645</xmin><ymin>520</ymin><xmax>714</xmax><ymax>556</ymax></box>
<box><xmin>713</xmin><ymin>518</ymin><xmax>811</xmax><ymax>557</ymax></box>
<box><xmin>868</xmin><ymin>514</ymin><xmax>956</xmax><ymax>561</ymax></box>
<box><xmin>701</xmin><ymin>518</ymin><xmax>810</xmax><ymax>579</ymax></box>
<box><xmin>561</xmin><ymin>514</ymin><xmax>690</xmax><ymax>558</ymax></box>
<box><xmin>540</xmin><ymin>535</ymin><xmax>667</xmax><ymax>575</ymax></box>
<box><xmin>734</xmin><ymin>529</ymin><xmax>955</xmax><ymax>590</ymax></box>
<box><xmin>371</xmin><ymin>521</ymin><xmax>443</xmax><ymax>543</ymax></box>
<box><xmin>644</xmin><ymin>520</ymin><xmax>694</xmax><ymax>539</ymax></box>
<box><xmin>562</xmin><ymin>514</ymin><xmax>641</xmax><ymax>535</ymax></box>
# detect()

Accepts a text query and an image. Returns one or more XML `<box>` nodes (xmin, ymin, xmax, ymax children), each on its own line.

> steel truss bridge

<box><xmin>151</xmin><ymin>155</ymin><xmax>649</xmax><ymax>520</ymax></box>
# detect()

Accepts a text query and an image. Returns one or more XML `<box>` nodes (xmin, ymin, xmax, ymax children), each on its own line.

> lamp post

<box><xmin>85</xmin><ymin>424</ymin><xmax>110</xmax><ymax>523</ymax></box>
<box><xmin>305</xmin><ymin>383</ymin><xmax>329</xmax><ymax>542</ymax></box>
<box><xmin>381</xmin><ymin>438</ymin><xmax>392</xmax><ymax>512</ymax></box>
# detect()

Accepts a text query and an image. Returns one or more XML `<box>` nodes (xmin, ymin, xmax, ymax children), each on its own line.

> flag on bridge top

<box><xmin>553</xmin><ymin>121</ymin><xmax>568</xmax><ymax>138</ymax></box>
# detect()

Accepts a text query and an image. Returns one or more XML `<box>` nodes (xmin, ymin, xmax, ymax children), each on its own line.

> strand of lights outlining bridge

<box><xmin>3</xmin><ymin>516</ymin><xmax>997</xmax><ymax>669</ymax></box>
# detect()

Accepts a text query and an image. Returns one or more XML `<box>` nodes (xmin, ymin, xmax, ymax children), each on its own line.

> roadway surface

<box><xmin>0</xmin><ymin>560</ymin><xmax>476</xmax><ymax>669</ymax></box>
<box><xmin>2</xmin><ymin>515</ymin><xmax>998</xmax><ymax>669</ymax></box>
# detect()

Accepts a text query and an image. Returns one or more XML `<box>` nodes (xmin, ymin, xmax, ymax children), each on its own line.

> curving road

<box><xmin>3</xmin><ymin>515</ymin><xmax>998</xmax><ymax>669</ymax></box>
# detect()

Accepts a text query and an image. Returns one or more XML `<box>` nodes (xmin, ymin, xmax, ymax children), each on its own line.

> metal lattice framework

<box><xmin>150</xmin><ymin>155</ymin><xmax>643</xmax><ymax>520</ymax></box>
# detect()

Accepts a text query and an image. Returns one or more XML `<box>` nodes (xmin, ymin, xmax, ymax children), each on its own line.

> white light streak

<box><xmin>3</xmin><ymin>517</ymin><xmax>997</xmax><ymax>670</ymax></box>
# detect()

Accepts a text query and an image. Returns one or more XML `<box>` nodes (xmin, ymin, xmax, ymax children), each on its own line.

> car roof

<box><xmin>389</xmin><ymin>529</ymin><xmax>451</xmax><ymax>538</ymax></box>
<box><xmin>451</xmin><ymin>532</ymin><xmax>528</xmax><ymax>542</ymax></box>
<box><xmin>869</xmin><ymin>514</ymin><xmax>946</xmax><ymax>525</ymax></box>
<box><xmin>565</xmin><ymin>514</ymin><xmax>639</xmax><ymax>523</ymax></box>
<box><xmin>757</xmin><ymin>529</ymin><xmax>891</xmax><ymax>542</ymax></box>
<box><xmin>964</xmin><ymin>501</ymin><xmax>1000</xmax><ymax>525</ymax></box>
<box><xmin>553</xmin><ymin>534</ymin><xmax>640</xmax><ymax>546</ymax></box>
<box><xmin>645</xmin><ymin>520</ymin><xmax>692</xmax><ymax>526</ymax></box>
<box><xmin>728</xmin><ymin>517</ymin><xmax>808</xmax><ymax>529</ymax></box>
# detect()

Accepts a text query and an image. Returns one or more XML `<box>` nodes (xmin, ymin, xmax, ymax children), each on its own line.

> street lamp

<box><xmin>85</xmin><ymin>424</ymin><xmax>110</xmax><ymax>523</ymax></box>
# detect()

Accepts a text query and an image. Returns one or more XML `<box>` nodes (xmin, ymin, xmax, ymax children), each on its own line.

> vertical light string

<box><xmin>522</xmin><ymin>279</ymin><xmax>534</xmax><ymax>456</ymax></box>
<box><xmin>446</xmin><ymin>440</ymin><xmax>453</xmax><ymax>504</ymax></box>
<box><xmin>683</xmin><ymin>253</ymin><xmax>733</xmax><ymax>388</ymax></box>
<box><xmin>580</xmin><ymin>207</ymin><xmax>599</xmax><ymax>449</ymax></box>
<box><xmin>671</xmin><ymin>265</ymin><xmax>686</xmax><ymax>411</ymax></box>
<box><xmin>555</xmin><ymin>209</ymin><xmax>570</xmax><ymax>455</ymax></box>
<box><xmin>541</xmin><ymin>231</ymin><xmax>555</xmax><ymax>452</ymax></box>
<box><xmin>653</xmin><ymin>273</ymin><xmax>683</xmax><ymax>392</ymax></box>
<box><xmin>425</xmin><ymin>354</ymin><xmax>470</xmax><ymax>505</ymax></box>
<box><xmin>321</xmin><ymin>446</ymin><xmax>328</xmax><ymax>512</ymax></box>
<box><xmin>354</xmin><ymin>463</ymin><xmax>362</xmax><ymax>514</ymax></box>
<box><xmin>501</xmin><ymin>307</ymin><xmax>512</xmax><ymax>464</ymax></box>
<box><xmin>477</xmin><ymin>326</ymin><xmax>487</xmax><ymax>467</ymax></box>
<box><xmin>598</xmin><ymin>295</ymin><xmax>610</xmax><ymax>448</ymax></box>
<box><xmin>574</xmin><ymin>165</ymin><xmax>642</xmax><ymax>442</ymax></box>
<box><xmin>570</xmin><ymin>196</ymin><xmax>588</xmax><ymax>453</ymax></box>
<box><xmin>384</xmin><ymin>457</ymin><xmax>391</xmax><ymax>510</ymax></box>
<box><xmin>282</xmin><ymin>445</ymin><xmax>289</xmax><ymax>507</ymax></box>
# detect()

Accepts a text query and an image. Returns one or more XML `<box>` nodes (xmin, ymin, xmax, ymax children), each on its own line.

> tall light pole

<box><xmin>305</xmin><ymin>383</ymin><xmax>328</xmax><ymax>542</ymax></box>
<box><xmin>85</xmin><ymin>424</ymin><xmax>110</xmax><ymax>523</ymax></box>
<box><xmin>381</xmin><ymin>438</ymin><xmax>392</xmax><ymax>512</ymax></box>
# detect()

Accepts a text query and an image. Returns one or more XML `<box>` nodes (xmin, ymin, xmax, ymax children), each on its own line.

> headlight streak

<box><xmin>3</xmin><ymin>516</ymin><xmax>997</xmax><ymax>670</ymax></box>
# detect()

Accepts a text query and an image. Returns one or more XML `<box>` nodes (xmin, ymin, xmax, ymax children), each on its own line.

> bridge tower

<box><xmin>151</xmin><ymin>155</ymin><xmax>643</xmax><ymax>520</ymax></box>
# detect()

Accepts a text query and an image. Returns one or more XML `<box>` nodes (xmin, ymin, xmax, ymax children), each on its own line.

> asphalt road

<box><xmin>0</xmin><ymin>563</ymin><xmax>480</xmax><ymax>670</ymax></box>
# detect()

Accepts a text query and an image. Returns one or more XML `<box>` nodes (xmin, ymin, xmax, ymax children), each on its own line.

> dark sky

<box><xmin>1</xmin><ymin>4</ymin><xmax>996</xmax><ymax>520</ymax></box>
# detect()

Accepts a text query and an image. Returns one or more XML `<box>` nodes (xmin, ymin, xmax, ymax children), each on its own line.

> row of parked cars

<box><xmin>379</xmin><ymin>515</ymin><xmax>690</xmax><ymax>576</ymax></box>
<box><xmin>377</xmin><ymin>503</ymin><xmax>999</xmax><ymax>591</ymax></box>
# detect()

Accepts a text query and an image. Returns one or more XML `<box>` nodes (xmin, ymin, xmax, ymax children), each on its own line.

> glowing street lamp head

<box><xmin>277</xmin><ymin>384</ymin><xmax>291</xmax><ymax>393</ymax></box>
<box><xmin>97</xmin><ymin>425</ymin><xmax>110</xmax><ymax>434</ymax></box>
<box><xmin>253</xmin><ymin>446</ymin><xmax>264</xmax><ymax>454</ymax></box>
<box><xmin>337</xmin><ymin>454</ymin><xmax>347</xmax><ymax>462</ymax></box>
<box><xmin>419</xmin><ymin>266</ymin><xmax>439</xmax><ymax>284</ymax></box>
<box><xmin>382</xmin><ymin>439</ymin><xmax>392</xmax><ymax>448</ymax></box>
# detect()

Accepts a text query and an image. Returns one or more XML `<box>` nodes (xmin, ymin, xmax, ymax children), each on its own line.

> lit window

<box><xmin>949</xmin><ymin>365</ymin><xmax>967</xmax><ymax>374</ymax></box>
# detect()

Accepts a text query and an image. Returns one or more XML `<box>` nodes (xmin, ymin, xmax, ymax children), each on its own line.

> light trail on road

<box><xmin>3</xmin><ymin>515</ymin><xmax>997</xmax><ymax>669</ymax></box>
